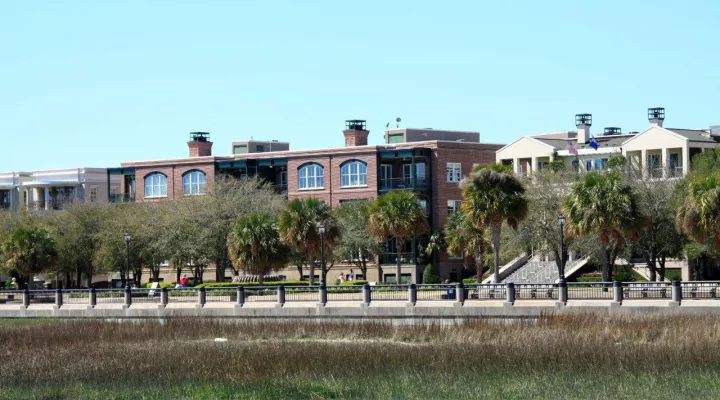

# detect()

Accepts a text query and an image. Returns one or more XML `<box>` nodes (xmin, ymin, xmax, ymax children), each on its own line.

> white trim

<box><xmin>495</xmin><ymin>136</ymin><xmax>556</xmax><ymax>154</ymax></box>
<box><xmin>298</xmin><ymin>187</ymin><xmax>325</xmax><ymax>191</ymax></box>
<box><xmin>557</xmin><ymin>147</ymin><xmax>621</xmax><ymax>156</ymax></box>
<box><xmin>621</xmin><ymin>126</ymin><xmax>688</xmax><ymax>147</ymax></box>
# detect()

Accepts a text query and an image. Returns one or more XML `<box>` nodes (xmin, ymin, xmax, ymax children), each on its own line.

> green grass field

<box><xmin>1</xmin><ymin>315</ymin><xmax>719</xmax><ymax>399</ymax></box>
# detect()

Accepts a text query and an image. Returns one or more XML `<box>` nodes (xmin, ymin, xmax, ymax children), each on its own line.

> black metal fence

<box><xmin>0</xmin><ymin>281</ymin><xmax>712</xmax><ymax>308</ymax></box>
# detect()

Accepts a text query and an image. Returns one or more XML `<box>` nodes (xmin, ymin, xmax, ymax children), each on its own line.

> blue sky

<box><xmin>2</xmin><ymin>0</ymin><xmax>719</xmax><ymax>171</ymax></box>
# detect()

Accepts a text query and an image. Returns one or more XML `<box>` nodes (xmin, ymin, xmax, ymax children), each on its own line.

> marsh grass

<box><xmin>1</xmin><ymin>314</ymin><xmax>720</xmax><ymax>398</ymax></box>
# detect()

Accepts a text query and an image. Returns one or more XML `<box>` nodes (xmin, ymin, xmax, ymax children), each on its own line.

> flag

<box><xmin>567</xmin><ymin>140</ymin><xmax>578</xmax><ymax>155</ymax></box>
<box><xmin>589</xmin><ymin>136</ymin><xmax>599</xmax><ymax>151</ymax></box>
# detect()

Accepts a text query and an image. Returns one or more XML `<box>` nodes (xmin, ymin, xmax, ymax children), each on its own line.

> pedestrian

<box><xmin>179</xmin><ymin>274</ymin><xmax>189</xmax><ymax>287</ymax></box>
<box><xmin>11</xmin><ymin>277</ymin><xmax>18</xmax><ymax>290</ymax></box>
<box><xmin>348</xmin><ymin>270</ymin><xmax>355</xmax><ymax>281</ymax></box>
<box><xmin>444</xmin><ymin>279</ymin><xmax>455</xmax><ymax>300</ymax></box>
<box><xmin>339</xmin><ymin>273</ymin><xmax>345</xmax><ymax>284</ymax></box>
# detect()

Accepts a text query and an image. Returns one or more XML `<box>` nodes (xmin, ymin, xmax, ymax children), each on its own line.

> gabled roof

<box><xmin>667</xmin><ymin>128</ymin><xmax>719</xmax><ymax>143</ymax></box>
<box><xmin>495</xmin><ymin>135</ymin><xmax>555</xmax><ymax>153</ymax></box>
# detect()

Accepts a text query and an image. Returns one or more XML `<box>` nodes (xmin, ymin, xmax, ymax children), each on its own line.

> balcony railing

<box><xmin>380</xmin><ymin>253</ymin><xmax>415</xmax><ymax>265</ymax></box>
<box><xmin>380</xmin><ymin>177</ymin><xmax>430</xmax><ymax>190</ymax></box>
<box><xmin>110</xmin><ymin>194</ymin><xmax>136</xmax><ymax>203</ymax></box>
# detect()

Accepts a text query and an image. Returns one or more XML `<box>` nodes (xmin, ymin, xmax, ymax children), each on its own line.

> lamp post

<box><xmin>123</xmin><ymin>232</ymin><xmax>131</xmax><ymax>289</ymax></box>
<box><xmin>318</xmin><ymin>224</ymin><xmax>326</xmax><ymax>286</ymax></box>
<box><xmin>558</xmin><ymin>215</ymin><xmax>566</xmax><ymax>283</ymax></box>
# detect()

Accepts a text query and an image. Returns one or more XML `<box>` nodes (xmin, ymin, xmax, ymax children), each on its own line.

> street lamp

<box><xmin>558</xmin><ymin>215</ymin><xmax>566</xmax><ymax>283</ymax></box>
<box><xmin>123</xmin><ymin>232</ymin><xmax>131</xmax><ymax>289</ymax></box>
<box><xmin>318</xmin><ymin>224</ymin><xmax>326</xmax><ymax>286</ymax></box>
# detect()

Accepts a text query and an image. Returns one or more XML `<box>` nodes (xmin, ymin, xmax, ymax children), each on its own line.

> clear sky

<box><xmin>2</xmin><ymin>0</ymin><xmax>719</xmax><ymax>171</ymax></box>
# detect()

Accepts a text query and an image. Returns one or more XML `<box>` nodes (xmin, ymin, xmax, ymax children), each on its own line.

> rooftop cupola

<box><xmin>188</xmin><ymin>132</ymin><xmax>213</xmax><ymax>157</ymax></box>
<box><xmin>648</xmin><ymin>107</ymin><xmax>665</xmax><ymax>128</ymax></box>
<box><xmin>575</xmin><ymin>113</ymin><xmax>592</xmax><ymax>143</ymax></box>
<box><xmin>604</xmin><ymin>127</ymin><xmax>622</xmax><ymax>136</ymax></box>
<box><xmin>343</xmin><ymin>120</ymin><xmax>369</xmax><ymax>147</ymax></box>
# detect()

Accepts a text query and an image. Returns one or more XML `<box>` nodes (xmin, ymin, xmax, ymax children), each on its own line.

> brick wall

<box><xmin>188</xmin><ymin>141</ymin><xmax>213</xmax><ymax>157</ymax></box>
<box><xmin>343</xmin><ymin>130</ymin><xmax>369</xmax><ymax>147</ymax></box>
<box><xmin>134</xmin><ymin>162</ymin><xmax>216</xmax><ymax>201</ymax></box>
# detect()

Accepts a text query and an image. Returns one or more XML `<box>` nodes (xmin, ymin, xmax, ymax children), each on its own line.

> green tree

<box><xmin>421</xmin><ymin>263</ymin><xmax>441</xmax><ymax>284</ymax></box>
<box><xmin>444</xmin><ymin>211</ymin><xmax>489</xmax><ymax>282</ymax></box>
<box><xmin>52</xmin><ymin>203</ymin><xmax>106</xmax><ymax>287</ymax></box>
<box><xmin>563</xmin><ymin>172</ymin><xmax>639</xmax><ymax>282</ymax></box>
<box><xmin>333</xmin><ymin>201</ymin><xmax>382</xmax><ymax>280</ymax></box>
<box><xmin>461</xmin><ymin>164</ymin><xmax>528</xmax><ymax>283</ymax></box>
<box><xmin>368</xmin><ymin>191</ymin><xmax>428</xmax><ymax>284</ymax></box>
<box><xmin>227</xmin><ymin>213</ymin><xmax>288</xmax><ymax>285</ymax></box>
<box><xmin>1</xmin><ymin>225</ymin><xmax>58</xmax><ymax>288</ymax></box>
<box><xmin>676</xmin><ymin>172</ymin><xmax>720</xmax><ymax>279</ymax></box>
<box><xmin>279</xmin><ymin>198</ymin><xmax>338</xmax><ymax>285</ymax></box>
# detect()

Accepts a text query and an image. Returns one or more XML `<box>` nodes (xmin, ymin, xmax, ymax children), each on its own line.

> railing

<box><xmin>1</xmin><ymin>281</ymin><xmax>717</xmax><ymax>308</ymax></box>
<box><xmin>380</xmin><ymin>253</ymin><xmax>415</xmax><ymax>265</ymax></box>
<box><xmin>379</xmin><ymin>177</ymin><xmax>430</xmax><ymax>190</ymax></box>
<box><xmin>109</xmin><ymin>193</ymin><xmax>136</xmax><ymax>203</ymax></box>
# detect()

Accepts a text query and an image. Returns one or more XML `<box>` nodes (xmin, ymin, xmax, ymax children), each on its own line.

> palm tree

<box><xmin>1</xmin><ymin>226</ymin><xmax>58</xmax><ymax>289</ymax></box>
<box><xmin>563</xmin><ymin>171</ymin><xmax>639</xmax><ymax>282</ymax></box>
<box><xmin>368</xmin><ymin>191</ymin><xmax>428</xmax><ymax>284</ymax></box>
<box><xmin>227</xmin><ymin>214</ymin><xmax>288</xmax><ymax>285</ymax></box>
<box><xmin>461</xmin><ymin>164</ymin><xmax>528</xmax><ymax>283</ymax></box>
<box><xmin>675</xmin><ymin>172</ymin><xmax>720</xmax><ymax>279</ymax></box>
<box><xmin>444</xmin><ymin>211</ymin><xmax>490</xmax><ymax>283</ymax></box>
<box><xmin>278</xmin><ymin>198</ymin><xmax>338</xmax><ymax>285</ymax></box>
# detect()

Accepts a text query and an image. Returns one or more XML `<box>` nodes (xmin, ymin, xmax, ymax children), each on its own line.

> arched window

<box><xmin>340</xmin><ymin>160</ymin><xmax>367</xmax><ymax>187</ymax></box>
<box><xmin>182</xmin><ymin>170</ymin><xmax>206</xmax><ymax>195</ymax></box>
<box><xmin>144</xmin><ymin>173</ymin><xmax>167</xmax><ymax>198</ymax></box>
<box><xmin>298</xmin><ymin>163</ymin><xmax>324</xmax><ymax>190</ymax></box>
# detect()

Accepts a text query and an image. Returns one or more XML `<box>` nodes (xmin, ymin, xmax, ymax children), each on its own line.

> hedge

<box><xmin>195</xmin><ymin>281</ymin><xmax>309</xmax><ymax>288</ymax></box>
<box><xmin>340</xmin><ymin>280</ymin><xmax>368</xmax><ymax>286</ymax></box>
<box><xmin>143</xmin><ymin>282</ymin><xmax>175</xmax><ymax>289</ymax></box>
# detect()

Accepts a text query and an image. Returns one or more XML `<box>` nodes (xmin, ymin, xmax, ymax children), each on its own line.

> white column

<box><xmin>683</xmin><ymin>146</ymin><xmax>690</xmax><ymax>176</ymax></box>
<box><xmin>531</xmin><ymin>157</ymin><xmax>538</xmax><ymax>177</ymax></box>
<box><xmin>513</xmin><ymin>158</ymin><xmax>520</xmax><ymax>175</ymax></box>
<box><xmin>661</xmin><ymin>148</ymin><xmax>668</xmax><ymax>179</ymax></box>
<box><xmin>640</xmin><ymin>150</ymin><xmax>648</xmax><ymax>178</ymax></box>
<box><xmin>44</xmin><ymin>187</ymin><xmax>50</xmax><ymax>210</ymax></box>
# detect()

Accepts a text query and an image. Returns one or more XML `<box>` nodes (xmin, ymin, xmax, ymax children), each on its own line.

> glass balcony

<box><xmin>379</xmin><ymin>177</ymin><xmax>430</xmax><ymax>191</ymax></box>
<box><xmin>380</xmin><ymin>253</ymin><xmax>415</xmax><ymax>265</ymax></box>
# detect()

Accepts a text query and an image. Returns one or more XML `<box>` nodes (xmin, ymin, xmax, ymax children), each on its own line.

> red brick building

<box><xmin>109</xmin><ymin>122</ymin><xmax>503</xmax><ymax>283</ymax></box>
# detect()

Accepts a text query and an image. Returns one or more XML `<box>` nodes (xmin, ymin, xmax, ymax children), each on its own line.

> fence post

<box><xmin>160</xmin><ymin>287</ymin><xmax>168</xmax><ymax>306</ymax></box>
<box><xmin>362</xmin><ymin>284</ymin><xmax>371</xmax><ymax>305</ymax></box>
<box><xmin>671</xmin><ymin>280</ymin><xmax>682</xmax><ymax>306</ymax></box>
<box><xmin>612</xmin><ymin>281</ymin><xmax>623</xmax><ymax>305</ymax></box>
<box><xmin>408</xmin><ymin>284</ymin><xmax>417</xmax><ymax>305</ymax></box>
<box><xmin>318</xmin><ymin>285</ymin><xmax>327</xmax><ymax>306</ymax></box>
<box><xmin>124</xmin><ymin>286</ymin><xmax>132</xmax><ymax>308</ymax></box>
<box><xmin>89</xmin><ymin>288</ymin><xmax>97</xmax><ymax>308</ymax></box>
<box><xmin>236</xmin><ymin>287</ymin><xmax>245</xmax><ymax>307</ymax></box>
<box><xmin>197</xmin><ymin>287</ymin><xmax>206</xmax><ymax>308</ymax></box>
<box><xmin>277</xmin><ymin>285</ymin><xmax>286</xmax><ymax>307</ymax></box>
<box><xmin>22</xmin><ymin>288</ymin><xmax>30</xmax><ymax>309</ymax></box>
<box><xmin>456</xmin><ymin>282</ymin><xmax>465</xmax><ymax>304</ymax></box>
<box><xmin>558</xmin><ymin>280</ymin><xmax>568</xmax><ymax>305</ymax></box>
<box><xmin>54</xmin><ymin>288</ymin><xmax>63</xmax><ymax>308</ymax></box>
<box><xmin>505</xmin><ymin>282</ymin><xmax>515</xmax><ymax>306</ymax></box>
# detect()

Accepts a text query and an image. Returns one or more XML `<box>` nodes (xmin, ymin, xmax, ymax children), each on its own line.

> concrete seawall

<box><xmin>3</xmin><ymin>300</ymin><xmax>720</xmax><ymax>319</ymax></box>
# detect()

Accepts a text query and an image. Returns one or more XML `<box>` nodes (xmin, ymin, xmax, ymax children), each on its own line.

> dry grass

<box><xmin>1</xmin><ymin>314</ymin><xmax>720</xmax><ymax>398</ymax></box>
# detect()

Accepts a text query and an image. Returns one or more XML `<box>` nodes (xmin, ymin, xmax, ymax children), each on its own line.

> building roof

<box><xmin>667</xmin><ymin>128</ymin><xmax>719</xmax><ymax>143</ymax></box>
<box><xmin>535</xmin><ymin>135</ymin><xmax>633</xmax><ymax>151</ymax></box>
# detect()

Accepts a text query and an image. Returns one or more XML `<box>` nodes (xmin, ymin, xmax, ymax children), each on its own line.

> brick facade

<box><xmin>343</xmin><ymin>129</ymin><xmax>369</xmax><ymax>147</ymax></box>
<box><xmin>188</xmin><ymin>141</ymin><xmax>213</xmax><ymax>157</ymax></box>
<box><xmin>131</xmin><ymin>159</ymin><xmax>216</xmax><ymax>201</ymax></box>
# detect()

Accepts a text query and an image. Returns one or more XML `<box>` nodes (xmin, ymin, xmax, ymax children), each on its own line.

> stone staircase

<box><xmin>501</xmin><ymin>255</ymin><xmax>590</xmax><ymax>284</ymax></box>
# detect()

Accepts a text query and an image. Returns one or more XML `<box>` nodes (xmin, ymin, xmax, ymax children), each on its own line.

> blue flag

<box><xmin>589</xmin><ymin>136</ymin><xmax>599</xmax><ymax>150</ymax></box>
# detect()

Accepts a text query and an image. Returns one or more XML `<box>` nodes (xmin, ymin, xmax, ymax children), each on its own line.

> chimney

<box><xmin>575</xmin><ymin>114</ymin><xmax>592</xmax><ymax>143</ymax></box>
<box><xmin>648</xmin><ymin>107</ymin><xmax>665</xmax><ymax>128</ymax></box>
<box><xmin>188</xmin><ymin>132</ymin><xmax>213</xmax><ymax>157</ymax></box>
<box><xmin>343</xmin><ymin>120</ymin><xmax>369</xmax><ymax>147</ymax></box>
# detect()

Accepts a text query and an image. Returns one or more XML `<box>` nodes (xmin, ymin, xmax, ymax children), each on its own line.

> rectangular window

<box><xmin>387</xmin><ymin>134</ymin><xmax>404</xmax><ymax>144</ymax></box>
<box><xmin>448</xmin><ymin>251</ymin><xmax>464</xmax><ymax>260</ymax></box>
<box><xmin>380</xmin><ymin>165</ymin><xmax>392</xmax><ymax>189</ymax></box>
<box><xmin>584</xmin><ymin>158</ymin><xmax>609</xmax><ymax>171</ymax></box>
<box><xmin>89</xmin><ymin>186</ymin><xmax>98</xmax><ymax>203</ymax></box>
<box><xmin>447</xmin><ymin>200</ymin><xmax>461</xmax><ymax>215</ymax></box>
<box><xmin>256</xmin><ymin>145</ymin><xmax>265</xmax><ymax>152</ymax></box>
<box><xmin>648</xmin><ymin>154</ymin><xmax>662</xmax><ymax>178</ymax></box>
<box><xmin>233</xmin><ymin>145</ymin><xmax>248</xmax><ymax>154</ymax></box>
<box><xmin>669</xmin><ymin>153</ymin><xmax>682</xmax><ymax>177</ymax></box>
<box><xmin>447</xmin><ymin>163</ymin><xmax>462</xmax><ymax>182</ymax></box>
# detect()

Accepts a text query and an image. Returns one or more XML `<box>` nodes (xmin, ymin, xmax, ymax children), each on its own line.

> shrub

<box><xmin>576</xmin><ymin>277</ymin><xmax>602</xmax><ymax>283</ymax></box>
<box><xmin>340</xmin><ymin>280</ymin><xmax>368</xmax><ymax>286</ymax></box>
<box><xmin>196</xmin><ymin>281</ymin><xmax>309</xmax><ymax>288</ymax></box>
<box><xmin>144</xmin><ymin>282</ymin><xmax>175</xmax><ymax>289</ymax></box>
<box><xmin>463</xmin><ymin>278</ymin><xmax>480</xmax><ymax>284</ymax></box>
<box><xmin>664</xmin><ymin>269</ymin><xmax>682</xmax><ymax>282</ymax></box>
<box><xmin>422</xmin><ymin>264</ymin><xmax>441</xmax><ymax>284</ymax></box>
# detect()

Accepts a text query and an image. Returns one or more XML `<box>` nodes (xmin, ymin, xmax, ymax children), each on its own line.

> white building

<box><xmin>0</xmin><ymin>168</ymin><xmax>121</xmax><ymax>211</ymax></box>
<box><xmin>497</xmin><ymin>107</ymin><xmax>720</xmax><ymax>177</ymax></box>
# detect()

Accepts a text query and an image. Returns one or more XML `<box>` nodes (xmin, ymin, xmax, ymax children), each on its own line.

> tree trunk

<box><xmin>258</xmin><ymin>269</ymin><xmax>264</xmax><ymax>286</ymax></box>
<box><xmin>64</xmin><ymin>272</ymin><xmax>71</xmax><ymax>289</ymax></box>
<box><xmin>152</xmin><ymin>268</ymin><xmax>160</xmax><ymax>282</ymax></box>
<box><xmin>308</xmin><ymin>256</ymin><xmax>316</xmax><ymax>286</ymax></box>
<box><xmin>491</xmin><ymin>223</ymin><xmax>501</xmax><ymax>283</ymax></box>
<box><xmin>295</xmin><ymin>264</ymin><xmax>304</xmax><ymax>281</ymax></box>
<box><xmin>659</xmin><ymin>255</ymin><xmax>667</xmax><ymax>281</ymax></box>
<box><xmin>176</xmin><ymin>267</ymin><xmax>181</xmax><ymax>283</ymax></box>
<box><xmin>648</xmin><ymin>255</ymin><xmax>657</xmax><ymax>282</ymax></box>
<box><xmin>360</xmin><ymin>259</ymin><xmax>368</xmax><ymax>282</ymax></box>
<box><xmin>86</xmin><ymin>269</ymin><xmax>93</xmax><ymax>288</ymax></box>
<box><xmin>396</xmin><ymin>239</ymin><xmax>404</xmax><ymax>284</ymax></box>
<box><xmin>75</xmin><ymin>268</ymin><xmax>82</xmax><ymax>289</ymax></box>
<box><xmin>600</xmin><ymin>244</ymin><xmax>610</xmax><ymax>283</ymax></box>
